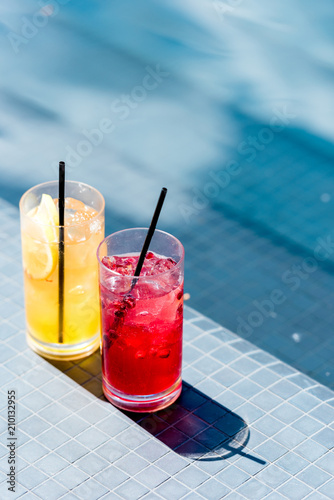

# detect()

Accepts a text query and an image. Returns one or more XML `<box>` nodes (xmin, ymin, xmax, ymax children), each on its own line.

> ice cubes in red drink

<box><xmin>101</xmin><ymin>252</ymin><xmax>176</xmax><ymax>277</ymax></box>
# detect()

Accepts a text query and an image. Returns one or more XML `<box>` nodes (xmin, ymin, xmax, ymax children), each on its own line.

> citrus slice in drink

<box><xmin>22</xmin><ymin>194</ymin><xmax>59</xmax><ymax>280</ymax></box>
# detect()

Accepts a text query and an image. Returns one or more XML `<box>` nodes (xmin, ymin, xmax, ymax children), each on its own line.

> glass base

<box><xmin>26</xmin><ymin>330</ymin><xmax>100</xmax><ymax>361</ymax></box>
<box><xmin>102</xmin><ymin>376</ymin><xmax>182</xmax><ymax>413</ymax></box>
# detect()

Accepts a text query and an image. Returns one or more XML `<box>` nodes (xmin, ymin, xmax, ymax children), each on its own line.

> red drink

<box><xmin>98</xmin><ymin>229</ymin><xmax>184</xmax><ymax>412</ymax></box>
<box><xmin>97</xmin><ymin>228</ymin><xmax>184</xmax><ymax>412</ymax></box>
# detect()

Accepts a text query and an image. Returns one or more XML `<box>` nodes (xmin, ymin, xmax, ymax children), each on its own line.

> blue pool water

<box><xmin>1</xmin><ymin>0</ymin><xmax>334</xmax><ymax>387</ymax></box>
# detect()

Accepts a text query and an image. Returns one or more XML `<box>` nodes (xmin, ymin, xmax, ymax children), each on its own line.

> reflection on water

<box><xmin>1</xmin><ymin>1</ymin><xmax>334</xmax><ymax>387</ymax></box>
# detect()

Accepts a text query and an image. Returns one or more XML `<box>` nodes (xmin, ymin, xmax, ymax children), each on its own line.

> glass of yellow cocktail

<box><xmin>20</xmin><ymin>180</ymin><xmax>105</xmax><ymax>360</ymax></box>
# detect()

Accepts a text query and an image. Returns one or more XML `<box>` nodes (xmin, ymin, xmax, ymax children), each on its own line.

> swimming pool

<box><xmin>1</xmin><ymin>0</ymin><xmax>334</xmax><ymax>387</ymax></box>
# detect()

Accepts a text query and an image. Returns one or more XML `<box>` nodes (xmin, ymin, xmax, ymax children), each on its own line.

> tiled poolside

<box><xmin>0</xmin><ymin>199</ymin><xmax>334</xmax><ymax>499</ymax></box>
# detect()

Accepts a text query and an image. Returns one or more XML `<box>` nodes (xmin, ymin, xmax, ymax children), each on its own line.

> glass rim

<box><xmin>19</xmin><ymin>180</ymin><xmax>105</xmax><ymax>228</ymax></box>
<box><xmin>97</xmin><ymin>227</ymin><xmax>185</xmax><ymax>279</ymax></box>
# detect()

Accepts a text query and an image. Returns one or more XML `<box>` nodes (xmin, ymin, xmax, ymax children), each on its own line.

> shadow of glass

<box><xmin>48</xmin><ymin>352</ymin><xmax>104</xmax><ymax>398</ymax></box>
<box><xmin>124</xmin><ymin>382</ymin><xmax>265</xmax><ymax>463</ymax></box>
<box><xmin>50</xmin><ymin>354</ymin><xmax>265</xmax><ymax>464</ymax></box>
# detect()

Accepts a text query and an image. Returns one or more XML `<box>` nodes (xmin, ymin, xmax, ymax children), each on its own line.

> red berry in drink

<box><xmin>158</xmin><ymin>348</ymin><xmax>170</xmax><ymax>358</ymax></box>
<box><xmin>124</xmin><ymin>294</ymin><xmax>136</xmax><ymax>309</ymax></box>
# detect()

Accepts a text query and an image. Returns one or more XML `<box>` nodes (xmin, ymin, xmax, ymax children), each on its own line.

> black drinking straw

<box><xmin>131</xmin><ymin>187</ymin><xmax>167</xmax><ymax>290</ymax></box>
<box><xmin>58</xmin><ymin>161</ymin><xmax>65</xmax><ymax>343</ymax></box>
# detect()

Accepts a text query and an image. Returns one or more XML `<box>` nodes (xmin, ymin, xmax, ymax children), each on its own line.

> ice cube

<box><xmin>66</xmin><ymin>225</ymin><xmax>86</xmax><ymax>242</ymax></box>
<box><xmin>64</xmin><ymin>208</ymin><xmax>77</xmax><ymax>220</ymax></box>
<box><xmin>89</xmin><ymin>218</ymin><xmax>102</xmax><ymax>234</ymax></box>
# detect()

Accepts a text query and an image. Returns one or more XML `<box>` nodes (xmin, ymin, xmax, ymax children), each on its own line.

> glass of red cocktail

<box><xmin>97</xmin><ymin>228</ymin><xmax>184</xmax><ymax>412</ymax></box>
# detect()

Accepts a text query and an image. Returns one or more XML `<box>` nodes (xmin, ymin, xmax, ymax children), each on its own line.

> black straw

<box><xmin>58</xmin><ymin>161</ymin><xmax>65</xmax><ymax>343</ymax></box>
<box><xmin>131</xmin><ymin>187</ymin><xmax>167</xmax><ymax>290</ymax></box>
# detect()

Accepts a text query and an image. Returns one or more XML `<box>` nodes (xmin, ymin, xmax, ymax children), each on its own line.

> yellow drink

<box><xmin>20</xmin><ymin>181</ymin><xmax>105</xmax><ymax>360</ymax></box>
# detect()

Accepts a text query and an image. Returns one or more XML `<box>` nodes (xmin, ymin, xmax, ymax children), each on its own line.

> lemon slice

<box><xmin>35</xmin><ymin>194</ymin><xmax>59</xmax><ymax>235</ymax></box>
<box><xmin>22</xmin><ymin>194</ymin><xmax>59</xmax><ymax>280</ymax></box>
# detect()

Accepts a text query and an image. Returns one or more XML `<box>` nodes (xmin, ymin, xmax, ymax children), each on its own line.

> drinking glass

<box><xmin>20</xmin><ymin>180</ymin><xmax>105</xmax><ymax>360</ymax></box>
<box><xmin>97</xmin><ymin>228</ymin><xmax>184</xmax><ymax>412</ymax></box>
